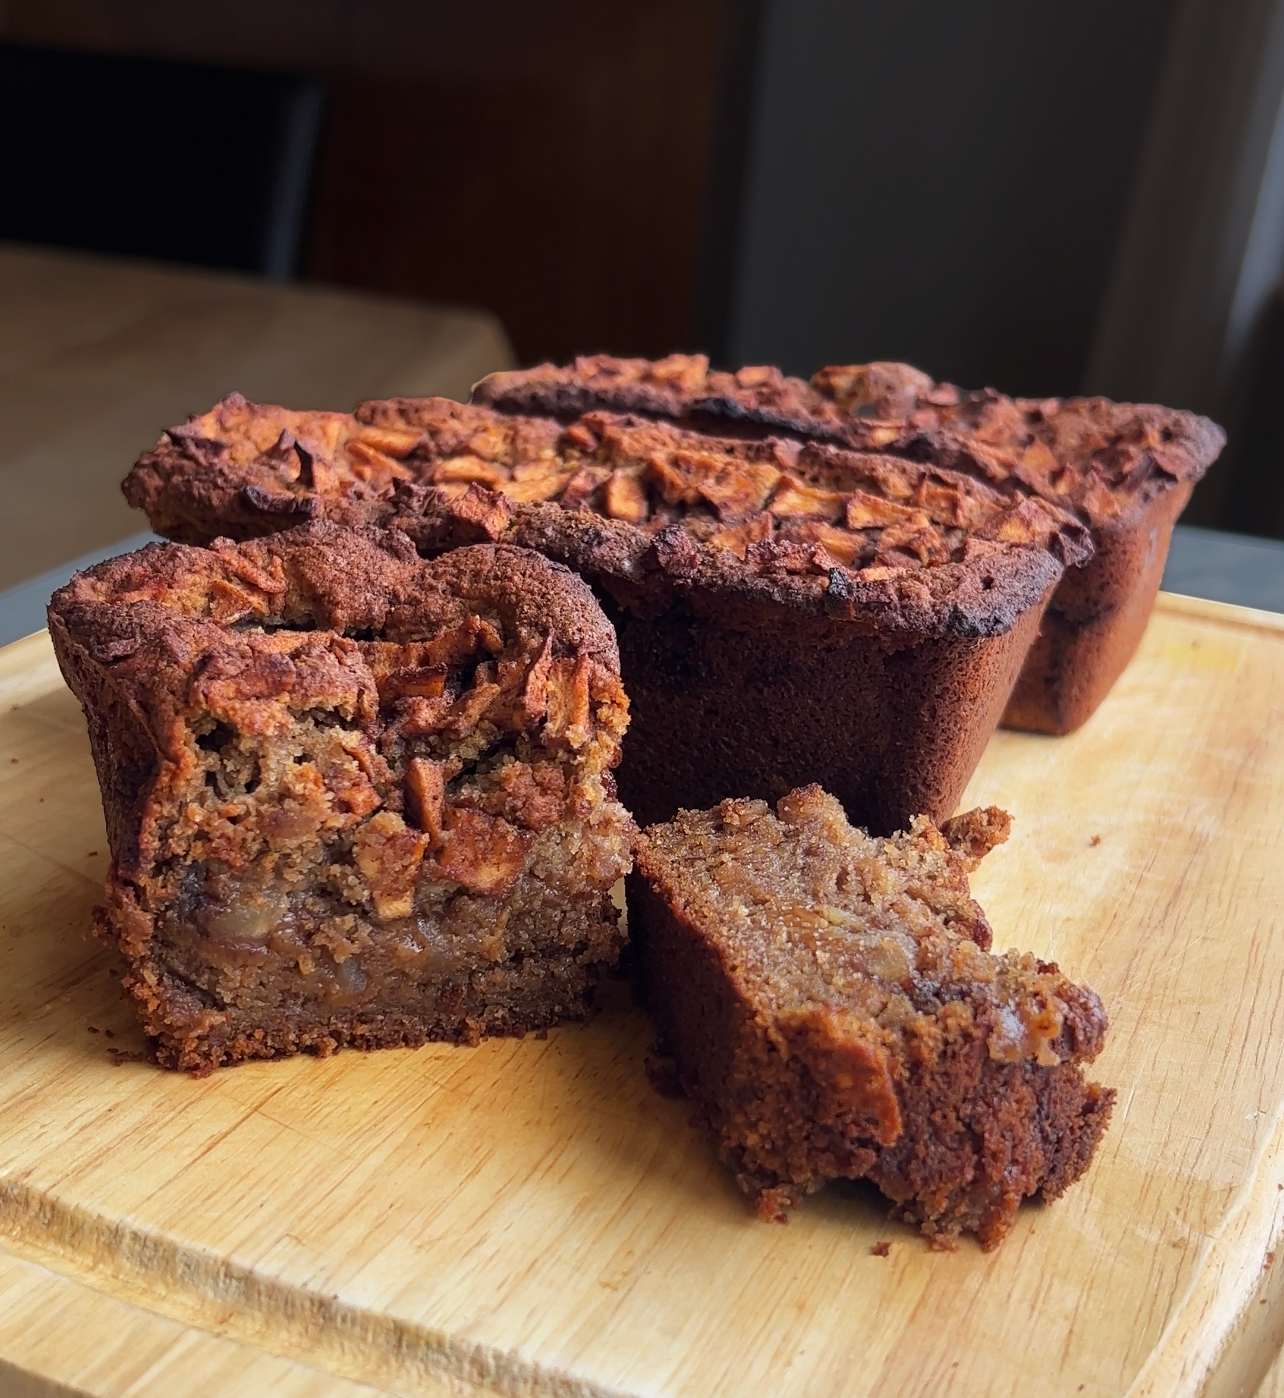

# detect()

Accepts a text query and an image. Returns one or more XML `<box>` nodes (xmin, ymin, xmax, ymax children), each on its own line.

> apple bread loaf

<box><xmin>474</xmin><ymin>354</ymin><xmax>1224</xmax><ymax>734</ymax></box>
<box><xmin>628</xmin><ymin>785</ymin><xmax>1114</xmax><ymax>1250</ymax></box>
<box><xmin>123</xmin><ymin>393</ymin><xmax>1089</xmax><ymax>832</ymax></box>
<box><xmin>49</xmin><ymin>523</ymin><xmax>635</xmax><ymax>1071</ymax></box>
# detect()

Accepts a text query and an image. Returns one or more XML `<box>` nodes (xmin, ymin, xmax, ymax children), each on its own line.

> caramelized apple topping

<box><xmin>605</xmin><ymin>469</ymin><xmax>649</xmax><ymax>523</ymax></box>
<box><xmin>432</xmin><ymin>807</ymin><xmax>534</xmax><ymax>896</ymax></box>
<box><xmin>404</xmin><ymin>757</ymin><xmax>446</xmax><ymax>845</ymax></box>
<box><xmin>353</xmin><ymin>811</ymin><xmax>427</xmax><ymax>920</ymax></box>
<box><xmin>144</xmin><ymin>384</ymin><xmax>1090</xmax><ymax>584</ymax></box>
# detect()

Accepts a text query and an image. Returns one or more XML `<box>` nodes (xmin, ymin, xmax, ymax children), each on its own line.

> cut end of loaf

<box><xmin>630</xmin><ymin>785</ymin><xmax>1114</xmax><ymax>1249</ymax></box>
<box><xmin>50</xmin><ymin>523</ymin><xmax>636</xmax><ymax>1071</ymax></box>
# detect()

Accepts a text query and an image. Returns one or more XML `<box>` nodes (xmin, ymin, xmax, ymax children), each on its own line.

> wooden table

<box><xmin>0</xmin><ymin>243</ymin><xmax>514</xmax><ymax>593</ymax></box>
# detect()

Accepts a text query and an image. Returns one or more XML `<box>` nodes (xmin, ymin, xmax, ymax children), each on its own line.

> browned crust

<box><xmin>472</xmin><ymin>353</ymin><xmax>853</xmax><ymax>442</ymax></box>
<box><xmin>629</xmin><ymin>787</ymin><xmax>1114</xmax><ymax>1249</ymax></box>
<box><xmin>49</xmin><ymin>523</ymin><xmax>635</xmax><ymax>1070</ymax></box>
<box><xmin>1001</xmin><ymin>478</ymin><xmax>1194</xmax><ymax>732</ymax></box>
<box><xmin>473</xmin><ymin>355</ymin><xmax>1225</xmax><ymax>532</ymax></box>
<box><xmin>471</xmin><ymin>355</ymin><xmax>1224</xmax><ymax>734</ymax></box>
<box><xmin>603</xmin><ymin>572</ymin><xmax>1052</xmax><ymax>831</ymax></box>
<box><xmin>812</xmin><ymin>364</ymin><xmax>1224</xmax><ymax>529</ymax></box>
<box><xmin>124</xmin><ymin>392</ymin><xmax>1080</xmax><ymax>641</ymax></box>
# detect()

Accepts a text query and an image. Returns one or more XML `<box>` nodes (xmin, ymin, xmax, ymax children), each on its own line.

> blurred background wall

<box><xmin>5</xmin><ymin>0</ymin><xmax>1284</xmax><ymax>536</ymax></box>
<box><xmin>713</xmin><ymin>0</ymin><xmax>1177</xmax><ymax>395</ymax></box>
<box><xmin>2</xmin><ymin>0</ymin><xmax>726</xmax><ymax>365</ymax></box>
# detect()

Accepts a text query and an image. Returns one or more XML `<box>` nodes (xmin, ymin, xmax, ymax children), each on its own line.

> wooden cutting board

<box><xmin>3</xmin><ymin>592</ymin><xmax>1284</xmax><ymax>1398</ymax></box>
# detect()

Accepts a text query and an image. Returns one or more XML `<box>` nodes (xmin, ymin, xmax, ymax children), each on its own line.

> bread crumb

<box><xmin>1089</xmin><ymin>835</ymin><xmax>1101</xmax><ymax>846</ymax></box>
<box><xmin>871</xmin><ymin>1241</ymin><xmax>891</xmax><ymax>1257</ymax></box>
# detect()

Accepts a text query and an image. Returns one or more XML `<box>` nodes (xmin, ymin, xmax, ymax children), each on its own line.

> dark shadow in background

<box><xmin>1222</xmin><ymin>288</ymin><xmax>1284</xmax><ymax>539</ymax></box>
<box><xmin>689</xmin><ymin>0</ymin><xmax>767</xmax><ymax>362</ymax></box>
<box><xmin>0</xmin><ymin>42</ymin><xmax>322</xmax><ymax>279</ymax></box>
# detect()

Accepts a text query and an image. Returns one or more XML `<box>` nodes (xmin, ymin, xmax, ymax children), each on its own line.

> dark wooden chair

<box><xmin>0</xmin><ymin>42</ymin><xmax>323</xmax><ymax>280</ymax></box>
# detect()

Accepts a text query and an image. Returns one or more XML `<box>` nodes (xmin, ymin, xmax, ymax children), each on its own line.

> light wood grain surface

<box><xmin>1257</xmin><ymin>1345</ymin><xmax>1284</xmax><ymax>1398</ymax></box>
<box><xmin>0</xmin><ymin>244</ymin><xmax>514</xmax><ymax>592</ymax></box>
<box><xmin>2</xmin><ymin>593</ymin><xmax>1284</xmax><ymax>1397</ymax></box>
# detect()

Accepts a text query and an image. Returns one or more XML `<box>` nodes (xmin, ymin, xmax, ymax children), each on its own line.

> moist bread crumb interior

<box><xmin>629</xmin><ymin>785</ymin><xmax>1114</xmax><ymax>1249</ymax></box>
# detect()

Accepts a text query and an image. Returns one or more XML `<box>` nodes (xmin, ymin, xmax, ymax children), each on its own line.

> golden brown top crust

<box><xmin>473</xmin><ymin>355</ymin><xmax>1225</xmax><ymax>530</ymax></box>
<box><xmin>125</xmin><ymin>392</ymin><xmax>1085</xmax><ymax>640</ymax></box>
<box><xmin>50</xmin><ymin>524</ymin><xmax>631</xmax><ymax>888</ymax></box>
<box><xmin>57</xmin><ymin>519</ymin><xmax>619</xmax><ymax>661</ymax></box>
<box><xmin>472</xmin><ymin>353</ymin><xmax>846</xmax><ymax>438</ymax></box>
<box><xmin>635</xmin><ymin>785</ymin><xmax>1108</xmax><ymax>1076</ymax></box>
<box><xmin>360</xmin><ymin>400</ymin><xmax>1089</xmax><ymax>572</ymax></box>
<box><xmin>812</xmin><ymin>364</ymin><xmax>1225</xmax><ymax>529</ymax></box>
